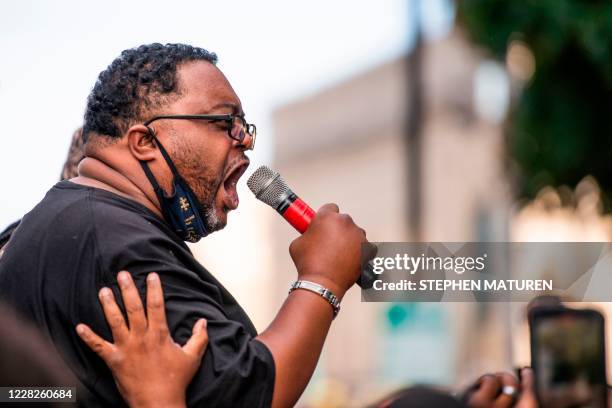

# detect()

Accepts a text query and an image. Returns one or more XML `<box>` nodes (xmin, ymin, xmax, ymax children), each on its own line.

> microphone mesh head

<box><xmin>247</xmin><ymin>165</ymin><xmax>292</xmax><ymax>209</ymax></box>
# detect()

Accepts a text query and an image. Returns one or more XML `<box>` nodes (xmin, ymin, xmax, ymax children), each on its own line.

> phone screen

<box><xmin>530</xmin><ymin>308</ymin><xmax>607</xmax><ymax>408</ymax></box>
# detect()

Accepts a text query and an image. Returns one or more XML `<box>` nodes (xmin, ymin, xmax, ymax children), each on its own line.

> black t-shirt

<box><xmin>0</xmin><ymin>181</ymin><xmax>275</xmax><ymax>407</ymax></box>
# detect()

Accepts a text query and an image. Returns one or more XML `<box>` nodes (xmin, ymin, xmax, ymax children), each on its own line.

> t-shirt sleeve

<box><xmin>93</xmin><ymin>208</ymin><xmax>275</xmax><ymax>408</ymax></box>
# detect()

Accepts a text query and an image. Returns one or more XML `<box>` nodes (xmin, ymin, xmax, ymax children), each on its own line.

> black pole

<box><xmin>406</xmin><ymin>0</ymin><xmax>424</xmax><ymax>241</ymax></box>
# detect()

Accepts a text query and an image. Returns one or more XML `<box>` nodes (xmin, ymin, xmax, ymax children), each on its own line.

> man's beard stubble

<box><xmin>169</xmin><ymin>137</ymin><xmax>226</xmax><ymax>233</ymax></box>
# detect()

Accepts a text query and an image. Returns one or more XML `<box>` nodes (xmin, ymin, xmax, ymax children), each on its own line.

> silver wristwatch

<box><xmin>289</xmin><ymin>280</ymin><xmax>341</xmax><ymax>318</ymax></box>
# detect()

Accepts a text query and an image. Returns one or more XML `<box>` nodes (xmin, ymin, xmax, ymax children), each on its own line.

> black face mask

<box><xmin>139</xmin><ymin>128</ymin><xmax>210</xmax><ymax>242</ymax></box>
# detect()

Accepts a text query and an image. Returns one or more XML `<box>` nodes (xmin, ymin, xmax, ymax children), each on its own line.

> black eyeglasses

<box><xmin>143</xmin><ymin>114</ymin><xmax>257</xmax><ymax>150</ymax></box>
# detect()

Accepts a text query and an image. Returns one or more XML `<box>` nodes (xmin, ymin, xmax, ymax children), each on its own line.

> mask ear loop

<box><xmin>144</xmin><ymin>125</ymin><xmax>182</xmax><ymax>177</ymax></box>
<box><xmin>139</xmin><ymin>126</ymin><xmax>173</xmax><ymax>200</ymax></box>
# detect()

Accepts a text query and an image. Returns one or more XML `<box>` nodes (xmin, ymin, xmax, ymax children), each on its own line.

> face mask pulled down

<box><xmin>139</xmin><ymin>129</ymin><xmax>210</xmax><ymax>243</ymax></box>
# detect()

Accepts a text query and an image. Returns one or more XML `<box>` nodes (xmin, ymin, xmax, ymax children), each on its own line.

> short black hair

<box><xmin>83</xmin><ymin>43</ymin><xmax>217</xmax><ymax>141</ymax></box>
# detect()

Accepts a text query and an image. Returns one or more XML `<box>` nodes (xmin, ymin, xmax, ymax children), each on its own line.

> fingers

<box><xmin>145</xmin><ymin>272</ymin><xmax>168</xmax><ymax>334</ymax></box>
<box><xmin>468</xmin><ymin>374</ymin><xmax>501</xmax><ymax>408</ymax></box>
<box><xmin>478</xmin><ymin>374</ymin><xmax>502</xmax><ymax>400</ymax></box>
<box><xmin>318</xmin><ymin>203</ymin><xmax>339</xmax><ymax>214</ymax></box>
<box><xmin>76</xmin><ymin>323</ymin><xmax>115</xmax><ymax>362</ymax></box>
<box><xmin>493</xmin><ymin>372</ymin><xmax>520</xmax><ymax>408</ymax></box>
<box><xmin>317</xmin><ymin>203</ymin><xmax>366</xmax><ymax>239</ymax></box>
<box><xmin>117</xmin><ymin>271</ymin><xmax>147</xmax><ymax>335</ymax></box>
<box><xmin>520</xmin><ymin>367</ymin><xmax>534</xmax><ymax>392</ymax></box>
<box><xmin>98</xmin><ymin>287</ymin><xmax>129</xmax><ymax>343</ymax></box>
<box><xmin>516</xmin><ymin>368</ymin><xmax>538</xmax><ymax>408</ymax></box>
<box><xmin>467</xmin><ymin>372</ymin><xmax>523</xmax><ymax>408</ymax></box>
<box><xmin>182</xmin><ymin>319</ymin><xmax>209</xmax><ymax>359</ymax></box>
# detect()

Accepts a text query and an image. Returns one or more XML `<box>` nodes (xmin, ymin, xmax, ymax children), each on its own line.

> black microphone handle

<box><xmin>359</xmin><ymin>245</ymin><xmax>378</xmax><ymax>290</ymax></box>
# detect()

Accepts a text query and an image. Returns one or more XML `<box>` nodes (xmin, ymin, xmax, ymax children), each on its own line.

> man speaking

<box><xmin>0</xmin><ymin>43</ymin><xmax>366</xmax><ymax>407</ymax></box>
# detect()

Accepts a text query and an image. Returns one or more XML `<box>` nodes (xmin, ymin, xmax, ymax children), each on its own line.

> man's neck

<box><xmin>72</xmin><ymin>157</ymin><xmax>162</xmax><ymax>217</ymax></box>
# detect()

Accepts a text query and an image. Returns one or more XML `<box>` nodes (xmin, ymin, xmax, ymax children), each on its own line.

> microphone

<box><xmin>247</xmin><ymin>165</ymin><xmax>375</xmax><ymax>289</ymax></box>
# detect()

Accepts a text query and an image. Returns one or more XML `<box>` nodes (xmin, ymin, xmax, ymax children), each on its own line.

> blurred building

<box><xmin>269</xmin><ymin>28</ymin><xmax>515</xmax><ymax>406</ymax></box>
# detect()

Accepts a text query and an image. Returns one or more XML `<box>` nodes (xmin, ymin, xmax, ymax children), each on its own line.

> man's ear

<box><xmin>127</xmin><ymin>124</ymin><xmax>158</xmax><ymax>161</ymax></box>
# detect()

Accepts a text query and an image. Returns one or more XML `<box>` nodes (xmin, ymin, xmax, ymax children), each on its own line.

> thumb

<box><xmin>516</xmin><ymin>367</ymin><xmax>537</xmax><ymax>408</ymax></box>
<box><xmin>182</xmin><ymin>319</ymin><xmax>208</xmax><ymax>359</ymax></box>
<box><xmin>318</xmin><ymin>203</ymin><xmax>339</xmax><ymax>214</ymax></box>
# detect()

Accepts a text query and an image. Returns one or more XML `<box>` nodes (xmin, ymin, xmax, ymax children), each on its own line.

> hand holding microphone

<box><xmin>288</xmin><ymin>203</ymin><xmax>365</xmax><ymax>299</ymax></box>
<box><xmin>247</xmin><ymin>166</ymin><xmax>375</xmax><ymax>292</ymax></box>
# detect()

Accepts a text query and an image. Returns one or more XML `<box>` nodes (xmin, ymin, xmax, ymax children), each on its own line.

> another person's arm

<box><xmin>76</xmin><ymin>271</ymin><xmax>208</xmax><ymax>408</ymax></box>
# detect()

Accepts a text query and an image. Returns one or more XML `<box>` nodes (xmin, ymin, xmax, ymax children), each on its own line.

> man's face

<box><xmin>151</xmin><ymin>61</ymin><xmax>250</xmax><ymax>232</ymax></box>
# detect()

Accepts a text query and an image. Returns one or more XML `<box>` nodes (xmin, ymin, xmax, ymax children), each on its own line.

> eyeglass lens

<box><xmin>230</xmin><ymin>117</ymin><xmax>255</xmax><ymax>149</ymax></box>
<box><xmin>230</xmin><ymin>117</ymin><xmax>246</xmax><ymax>143</ymax></box>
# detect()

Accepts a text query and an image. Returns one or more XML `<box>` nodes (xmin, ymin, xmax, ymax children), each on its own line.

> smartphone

<box><xmin>530</xmin><ymin>307</ymin><xmax>608</xmax><ymax>408</ymax></box>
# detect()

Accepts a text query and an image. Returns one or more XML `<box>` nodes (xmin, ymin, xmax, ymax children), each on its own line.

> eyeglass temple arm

<box><xmin>143</xmin><ymin>114</ymin><xmax>234</xmax><ymax>126</ymax></box>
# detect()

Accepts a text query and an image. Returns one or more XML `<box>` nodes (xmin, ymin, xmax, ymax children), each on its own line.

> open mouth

<box><xmin>222</xmin><ymin>161</ymin><xmax>250</xmax><ymax>210</ymax></box>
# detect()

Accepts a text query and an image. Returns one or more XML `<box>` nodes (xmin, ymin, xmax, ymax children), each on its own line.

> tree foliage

<box><xmin>458</xmin><ymin>0</ymin><xmax>612</xmax><ymax>209</ymax></box>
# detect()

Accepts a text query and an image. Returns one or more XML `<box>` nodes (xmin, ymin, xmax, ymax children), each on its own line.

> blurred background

<box><xmin>2</xmin><ymin>0</ymin><xmax>612</xmax><ymax>406</ymax></box>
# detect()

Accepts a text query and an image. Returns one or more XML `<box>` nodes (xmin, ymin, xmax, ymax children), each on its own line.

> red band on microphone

<box><xmin>281</xmin><ymin>197</ymin><xmax>315</xmax><ymax>234</ymax></box>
